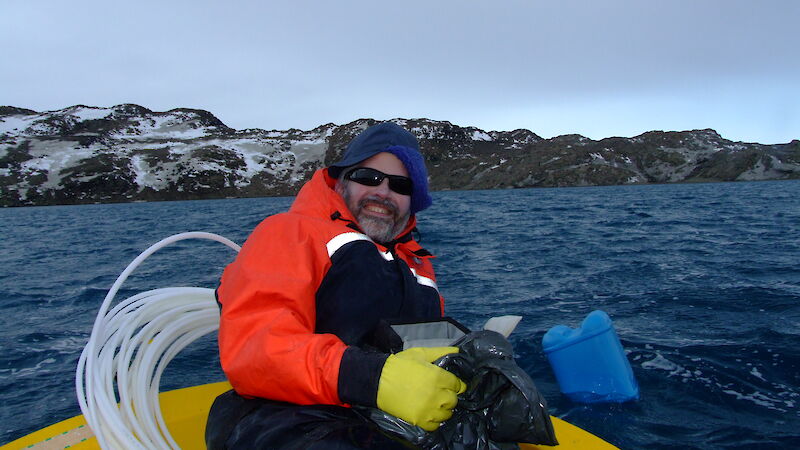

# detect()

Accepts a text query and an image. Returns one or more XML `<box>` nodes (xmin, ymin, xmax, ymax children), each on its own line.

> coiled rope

<box><xmin>76</xmin><ymin>232</ymin><xmax>240</xmax><ymax>449</ymax></box>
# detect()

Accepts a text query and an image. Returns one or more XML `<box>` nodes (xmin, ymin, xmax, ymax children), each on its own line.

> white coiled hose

<box><xmin>76</xmin><ymin>232</ymin><xmax>241</xmax><ymax>449</ymax></box>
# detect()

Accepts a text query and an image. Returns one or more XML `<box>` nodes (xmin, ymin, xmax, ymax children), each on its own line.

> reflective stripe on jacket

<box><xmin>217</xmin><ymin>168</ymin><xmax>443</xmax><ymax>407</ymax></box>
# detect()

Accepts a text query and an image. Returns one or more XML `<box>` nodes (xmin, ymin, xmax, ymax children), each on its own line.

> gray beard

<box><xmin>340</xmin><ymin>186</ymin><xmax>410</xmax><ymax>244</ymax></box>
<box><xmin>358</xmin><ymin>211</ymin><xmax>408</xmax><ymax>244</ymax></box>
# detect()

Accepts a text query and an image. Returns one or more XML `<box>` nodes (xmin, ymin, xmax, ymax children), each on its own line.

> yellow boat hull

<box><xmin>2</xmin><ymin>382</ymin><xmax>616</xmax><ymax>449</ymax></box>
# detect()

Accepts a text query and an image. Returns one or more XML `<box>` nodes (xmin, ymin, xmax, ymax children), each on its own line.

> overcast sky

<box><xmin>2</xmin><ymin>0</ymin><xmax>798</xmax><ymax>144</ymax></box>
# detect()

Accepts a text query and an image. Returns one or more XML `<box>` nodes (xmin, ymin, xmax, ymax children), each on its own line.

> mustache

<box><xmin>358</xmin><ymin>196</ymin><xmax>398</xmax><ymax>217</ymax></box>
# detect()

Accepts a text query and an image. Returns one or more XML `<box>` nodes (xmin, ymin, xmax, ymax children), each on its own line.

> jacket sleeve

<box><xmin>217</xmin><ymin>215</ymin><xmax>359</xmax><ymax>406</ymax></box>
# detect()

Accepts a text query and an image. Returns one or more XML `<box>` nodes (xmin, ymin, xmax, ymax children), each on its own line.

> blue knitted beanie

<box><xmin>384</xmin><ymin>145</ymin><xmax>432</xmax><ymax>214</ymax></box>
<box><xmin>329</xmin><ymin>122</ymin><xmax>432</xmax><ymax>214</ymax></box>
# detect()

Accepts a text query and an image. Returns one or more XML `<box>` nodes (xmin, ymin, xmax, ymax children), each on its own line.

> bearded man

<box><xmin>207</xmin><ymin>122</ymin><xmax>465</xmax><ymax>448</ymax></box>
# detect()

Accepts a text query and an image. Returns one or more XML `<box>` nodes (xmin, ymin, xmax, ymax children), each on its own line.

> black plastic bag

<box><xmin>360</xmin><ymin>330</ymin><xmax>558</xmax><ymax>449</ymax></box>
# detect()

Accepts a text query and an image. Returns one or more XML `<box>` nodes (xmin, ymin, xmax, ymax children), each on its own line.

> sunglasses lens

<box><xmin>347</xmin><ymin>168</ymin><xmax>383</xmax><ymax>186</ymax></box>
<box><xmin>346</xmin><ymin>168</ymin><xmax>412</xmax><ymax>196</ymax></box>
<box><xmin>388</xmin><ymin>178</ymin><xmax>413</xmax><ymax>196</ymax></box>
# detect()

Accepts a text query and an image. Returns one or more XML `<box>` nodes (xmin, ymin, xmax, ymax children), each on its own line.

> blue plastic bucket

<box><xmin>542</xmin><ymin>310</ymin><xmax>639</xmax><ymax>403</ymax></box>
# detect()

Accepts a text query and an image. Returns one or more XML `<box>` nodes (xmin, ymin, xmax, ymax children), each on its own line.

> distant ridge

<box><xmin>1</xmin><ymin>104</ymin><xmax>798</xmax><ymax>207</ymax></box>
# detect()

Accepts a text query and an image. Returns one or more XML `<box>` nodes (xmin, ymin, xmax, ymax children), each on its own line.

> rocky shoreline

<box><xmin>2</xmin><ymin>105</ymin><xmax>798</xmax><ymax>207</ymax></box>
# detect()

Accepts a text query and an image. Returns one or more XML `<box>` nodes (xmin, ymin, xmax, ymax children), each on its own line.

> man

<box><xmin>208</xmin><ymin>122</ymin><xmax>466</xmax><ymax>448</ymax></box>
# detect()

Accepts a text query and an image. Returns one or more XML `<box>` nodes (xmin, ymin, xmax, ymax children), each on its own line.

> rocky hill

<box><xmin>1</xmin><ymin>104</ymin><xmax>798</xmax><ymax>207</ymax></box>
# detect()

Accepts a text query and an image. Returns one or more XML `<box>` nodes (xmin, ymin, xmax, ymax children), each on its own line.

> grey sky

<box><xmin>2</xmin><ymin>0</ymin><xmax>798</xmax><ymax>143</ymax></box>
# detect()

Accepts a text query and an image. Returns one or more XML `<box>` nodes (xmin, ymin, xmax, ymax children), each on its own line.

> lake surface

<box><xmin>1</xmin><ymin>180</ymin><xmax>799</xmax><ymax>448</ymax></box>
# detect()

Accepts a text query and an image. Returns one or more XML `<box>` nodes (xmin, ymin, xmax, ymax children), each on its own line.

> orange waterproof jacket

<box><xmin>217</xmin><ymin>169</ymin><xmax>443</xmax><ymax>408</ymax></box>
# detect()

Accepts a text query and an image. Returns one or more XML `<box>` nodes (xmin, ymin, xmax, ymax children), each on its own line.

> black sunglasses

<box><xmin>344</xmin><ymin>167</ymin><xmax>413</xmax><ymax>196</ymax></box>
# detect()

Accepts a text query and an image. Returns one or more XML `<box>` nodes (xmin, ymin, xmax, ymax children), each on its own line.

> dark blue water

<box><xmin>2</xmin><ymin>180</ymin><xmax>799</xmax><ymax>448</ymax></box>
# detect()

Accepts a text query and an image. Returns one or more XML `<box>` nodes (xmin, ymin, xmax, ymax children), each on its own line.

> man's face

<box><xmin>336</xmin><ymin>152</ymin><xmax>412</xmax><ymax>244</ymax></box>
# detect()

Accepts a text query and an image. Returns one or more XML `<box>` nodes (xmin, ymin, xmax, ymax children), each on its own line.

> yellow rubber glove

<box><xmin>376</xmin><ymin>346</ymin><xmax>467</xmax><ymax>431</ymax></box>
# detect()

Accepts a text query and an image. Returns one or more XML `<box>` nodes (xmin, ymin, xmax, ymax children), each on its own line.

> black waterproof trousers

<box><xmin>205</xmin><ymin>390</ymin><xmax>412</xmax><ymax>450</ymax></box>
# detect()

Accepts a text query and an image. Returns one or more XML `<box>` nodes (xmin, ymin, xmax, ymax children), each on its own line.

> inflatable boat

<box><xmin>1</xmin><ymin>381</ymin><xmax>616</xmax><ymax>449</ymax></box>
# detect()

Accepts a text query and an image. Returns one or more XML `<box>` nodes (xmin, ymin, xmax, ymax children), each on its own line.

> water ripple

<box><xmin>2</xmin><ymin>182</ymin><xmax>800</xmax><ymax>447</ymax></box>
